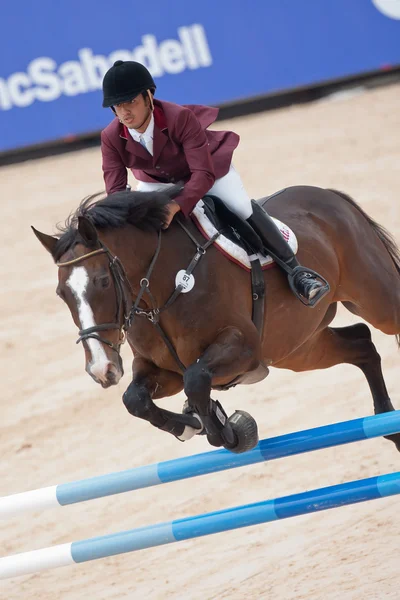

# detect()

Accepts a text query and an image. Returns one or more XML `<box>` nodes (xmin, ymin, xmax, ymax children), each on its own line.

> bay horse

<box><xmin>32</xmin><ymin>185</ymin><xmax>400</xmax><ymax>453</ymax></box>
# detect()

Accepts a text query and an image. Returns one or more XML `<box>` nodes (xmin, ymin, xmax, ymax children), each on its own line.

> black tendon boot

<box><xmin>247</xmin><ymin>201</ymin><xmax>330</xmax><ymax>307</ymax></box>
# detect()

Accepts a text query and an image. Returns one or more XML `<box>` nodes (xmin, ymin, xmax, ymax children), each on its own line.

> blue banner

<box><xmin>1</xmin><ymin>0</ymin><xmax>399</xmax><ymax>152</ymax></box>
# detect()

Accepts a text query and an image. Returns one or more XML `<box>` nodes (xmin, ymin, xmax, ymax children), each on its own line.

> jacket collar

<box><xmin>153</xmin><ymin>103</ymin><xmax>167</xmax><ymax>131</ymax></box>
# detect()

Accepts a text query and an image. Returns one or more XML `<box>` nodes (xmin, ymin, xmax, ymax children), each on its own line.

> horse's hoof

<box><xmin>223</xmin><ymin>410</ymin><xmax>259</xmax><ymax>454</ymax></box>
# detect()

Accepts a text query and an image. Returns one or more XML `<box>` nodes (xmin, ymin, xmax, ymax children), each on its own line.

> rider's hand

<box><xmin>162</xmin><ymin>201</ymin><xmax>181</xmax><ymax>229</ymax></box>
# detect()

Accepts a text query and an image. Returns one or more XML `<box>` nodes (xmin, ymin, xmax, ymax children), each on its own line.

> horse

<box><xmin>32</xmin><ymin>185</ymin><xmax>400</xmax><ymax>454</ymax></box>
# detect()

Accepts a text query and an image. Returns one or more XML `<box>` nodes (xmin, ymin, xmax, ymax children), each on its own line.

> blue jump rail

<box><xmin>1</xmin><ymin>410</ymin><xmax>399</xmax><ymax>519</ymax></box>
<box><xmin>1</xmin><ymin>471</ymin><xmax>399</xmax><ymax>579</ymax></box>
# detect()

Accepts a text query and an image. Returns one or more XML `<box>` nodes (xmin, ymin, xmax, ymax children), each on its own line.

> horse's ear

<box><xmin>31</xmin><ymin>226</ymin><xmax>58</xmax><ymax>255</ymax></box>
<box><xmin>78</xmin><ymin>216</ymin><xmax>98</xmax><ymax>247</ymax></box>
<box><xmin>164</xmin><ymin>184</ymin><xmax>184</xmax><ymax>200</ymax></box>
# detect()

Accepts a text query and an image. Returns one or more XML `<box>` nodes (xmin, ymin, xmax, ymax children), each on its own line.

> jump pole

<box><xmin>1</xmin><ymin>471</ymin><xmax>399</xmax><ymax>579</ymax></box>
<box><xmin>1</xmin><ymin>411</ymin><xmax>400</xmax><ymax>519</ymax></box>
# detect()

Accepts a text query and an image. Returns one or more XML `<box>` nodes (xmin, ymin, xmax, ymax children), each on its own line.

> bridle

<box><xmin>57</xmin><ymin>245</ymin><xmax>134</xmax><ymax>354</ymax></box>
<box><xmin>57</xmin><ymin>221</ymin><xmax>219</xmax><ymax>369</ymax></box>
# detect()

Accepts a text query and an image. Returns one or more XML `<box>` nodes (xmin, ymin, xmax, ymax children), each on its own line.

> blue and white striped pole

<box><xmin>1</xmin><ymin>411</ymin><xmax>400</xmax><ymax>519</ymax></box>
<box><xmin>1</xmin><ymin>471</ymin><xmax>399</xmax><ymax>579</ymax></box>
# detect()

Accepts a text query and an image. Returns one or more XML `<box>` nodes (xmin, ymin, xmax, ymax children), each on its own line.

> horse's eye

<box><xmin>94</xmin><ymin>275</ymin><xmax>110</xmax><ymax>289</ymax></box>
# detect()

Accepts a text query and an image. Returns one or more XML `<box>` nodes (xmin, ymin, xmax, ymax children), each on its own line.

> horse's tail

<box><xmin>329</xmin><ymin>188</ymin><xmax>400</xmax><ymax>347</ymax></box>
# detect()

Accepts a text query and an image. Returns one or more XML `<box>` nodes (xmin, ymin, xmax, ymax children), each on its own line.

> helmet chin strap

<box><xmin>147</xmin><ymin>89</ymin><xmax>154</xmax><ymax>111</ymax></box>
<box><xmin>135</xmin><ymin>90</ymin><xmax>154</xmax><ymax>130</ymax></box>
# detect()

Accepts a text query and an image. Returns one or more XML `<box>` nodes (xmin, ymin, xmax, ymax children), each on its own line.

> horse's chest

<box><xmin>128</xmin><ymin>324</ymin><xmax>181</xmax><ymax>369</ymax></box>
<box><xmin>129</xmin><ymin>318</ymin><xmax>205</xmax><ymax>372</ymax></box>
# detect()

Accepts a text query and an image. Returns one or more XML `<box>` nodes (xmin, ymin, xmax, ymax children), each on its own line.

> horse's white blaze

<box><xmin>66</xmin><ymin>267</ymin><xmax>111</xmax><ymax>382</ymax></box>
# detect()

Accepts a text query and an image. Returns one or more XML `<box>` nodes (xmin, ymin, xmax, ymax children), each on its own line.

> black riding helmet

<box><xmin>102</xmin><ymin>60</ymin><xmax>156</xmax><ymax>108</ymax></box>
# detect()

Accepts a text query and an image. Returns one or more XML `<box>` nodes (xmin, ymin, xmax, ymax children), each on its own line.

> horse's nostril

<box><xmin>106</xmin><ymin>369</ymin><xmax>117</xmax><ymax>384</ymax></box>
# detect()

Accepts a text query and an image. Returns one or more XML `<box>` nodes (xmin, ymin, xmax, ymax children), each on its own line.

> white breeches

<box><xmin>136</xmin><ymin>163</ymin><xmax>253</xmax><ymax>220</ymax></box>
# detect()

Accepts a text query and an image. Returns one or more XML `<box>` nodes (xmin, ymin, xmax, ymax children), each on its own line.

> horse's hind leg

<box><xmin>278</xmin><ymin>323</ymin><xmax>400</xmax><ymax>452</ymax></box>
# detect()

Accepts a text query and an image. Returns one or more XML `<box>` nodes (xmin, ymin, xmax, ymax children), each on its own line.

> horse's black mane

<box><xmin>53</xmin><ymin>187</ymin><xmax>179</xmax><ymax>262</ymax></box>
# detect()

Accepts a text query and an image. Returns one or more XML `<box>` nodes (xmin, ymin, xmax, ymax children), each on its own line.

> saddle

<box><xmin>191</xmin><ymin>195</ymin><xmax>298</xmax><ymax>272</ymax></box>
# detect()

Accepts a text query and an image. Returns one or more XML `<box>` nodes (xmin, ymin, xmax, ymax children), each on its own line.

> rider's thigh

<box><xmin>208</xmin><ymin>164</ymin><xmax>252</xmax><ymax>220</ymax></box>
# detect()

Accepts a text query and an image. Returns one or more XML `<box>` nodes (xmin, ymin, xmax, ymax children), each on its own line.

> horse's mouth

<box><xmin>100</xmin><ymin>379</ymin><xmax>114</xmax><ymax>389</ymax></box>
<box><xmin>89</xmin><ymin>367</ymin><xmax>123</xmax><ymax>388</ymax></box>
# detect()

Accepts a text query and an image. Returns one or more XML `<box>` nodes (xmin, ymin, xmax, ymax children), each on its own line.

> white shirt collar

<box><xmin>128</xmin><ymin>113</ymin><xmax>154</xmax><ymax>145</ymax></box>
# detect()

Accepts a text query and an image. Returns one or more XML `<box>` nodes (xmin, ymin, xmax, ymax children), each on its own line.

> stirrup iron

<box><xmin>288</xmin><ymin>266</ymin><xmax>330</xmax><ymax>307</ymax></box>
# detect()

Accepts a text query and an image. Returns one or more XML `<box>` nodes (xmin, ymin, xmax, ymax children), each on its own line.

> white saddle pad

<box><xmin>191</xmin><ymin>200</ymin><xmax>298</xmax><ymax>271</ymax></box>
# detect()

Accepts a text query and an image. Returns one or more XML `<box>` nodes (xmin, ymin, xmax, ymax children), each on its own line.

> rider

<box><xmin>101</xmin><ymin>60</ymin><xmax>329</xmax><ymax>306</ymax></box>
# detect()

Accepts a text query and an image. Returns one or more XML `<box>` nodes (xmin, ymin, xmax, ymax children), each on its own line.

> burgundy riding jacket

<box><xmin>101</xmin><ymin>99</ymin><xmax>239</xmax><ymax>217</ymax></box>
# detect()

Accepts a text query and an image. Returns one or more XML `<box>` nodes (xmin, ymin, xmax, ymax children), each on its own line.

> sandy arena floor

<box><xmin>1</xmin><ymin>83</ymin><xmax>400</xmax><ymax>600</ymax></box>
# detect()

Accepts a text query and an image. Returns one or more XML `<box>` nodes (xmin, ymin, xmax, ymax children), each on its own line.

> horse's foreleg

<box><xmin>277</xmin><ymin>323</ymin><xmax>400</xmax><ymax>452</ymax></box>
<box><xmin>183</xmin><ymin>326</ymin><xmax>260</xmax><ymax>452</ymax></box>
<box><xmin>122</xmin><ymin>357</ymin><xmax>203</xmax><ymax>440</ymax></box>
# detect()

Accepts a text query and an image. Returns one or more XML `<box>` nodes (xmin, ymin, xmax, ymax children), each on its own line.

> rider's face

<box><xmin>113</xmin><ymin>94</ymin><xmax>151</xmax><ymax>131</ymax></box>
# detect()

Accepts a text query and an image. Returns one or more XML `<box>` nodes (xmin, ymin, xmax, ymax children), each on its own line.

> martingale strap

<box><xmin>130</xmin><ymin>221</ymin><xmax>220</xmax><ymax>373</ymax></box>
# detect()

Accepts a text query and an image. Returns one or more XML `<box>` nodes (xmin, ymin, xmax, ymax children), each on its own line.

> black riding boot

<box><xmin>247</xmin><ymin>201</ymin><xmax>330</xmax><ymax>307</ymax></box>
